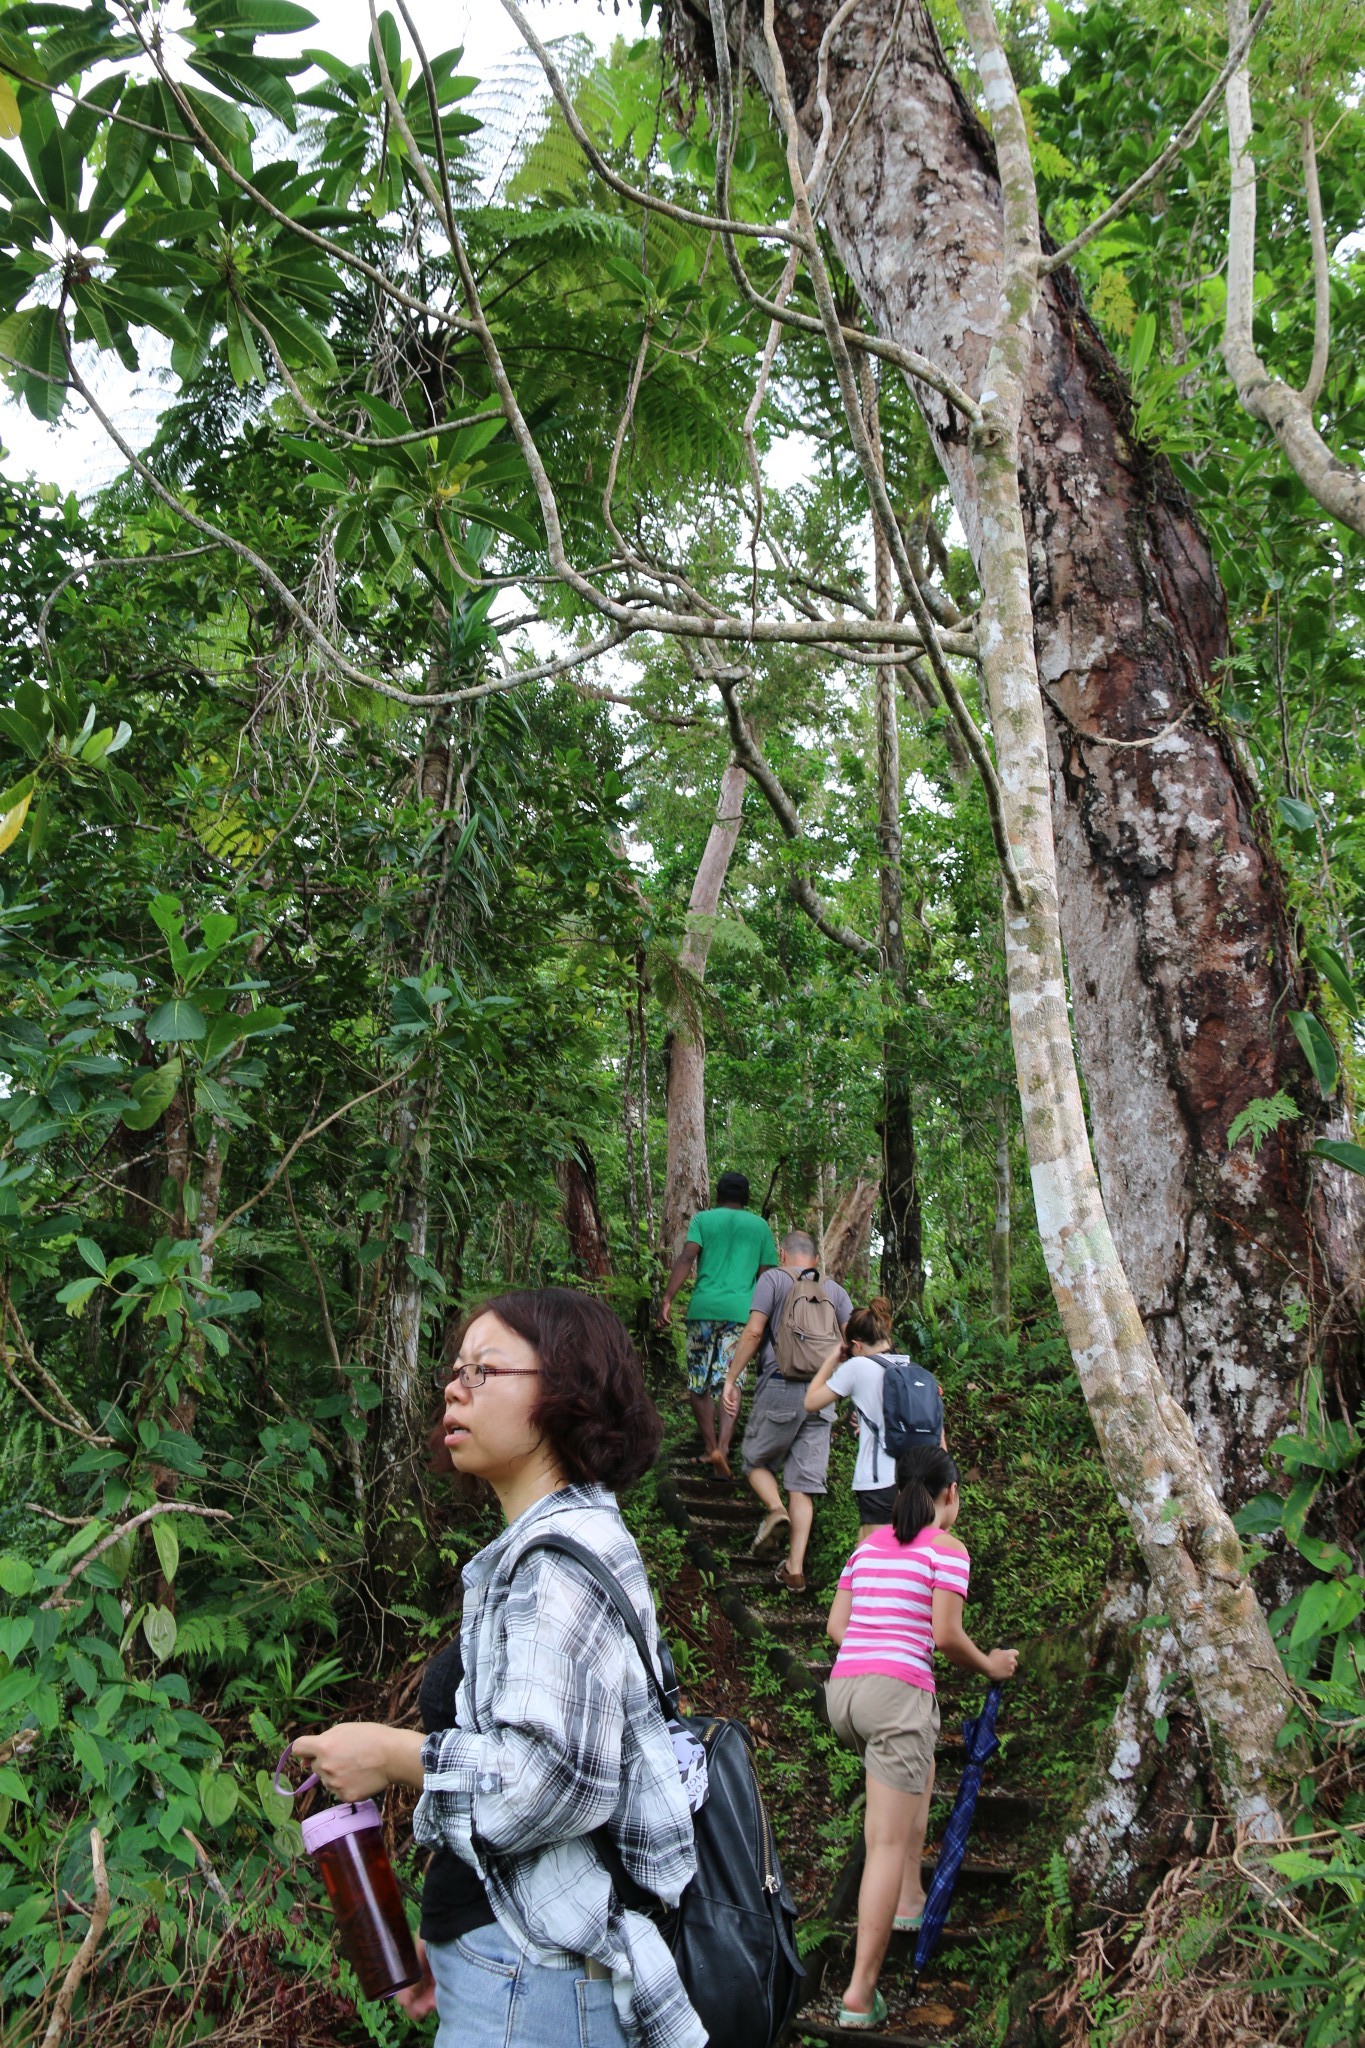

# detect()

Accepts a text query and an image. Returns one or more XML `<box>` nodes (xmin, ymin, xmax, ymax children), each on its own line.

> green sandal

<box><xmin>836</xmin><ymin>1988</ymin><xmax>888</xmax><ymax>2030</ymax></box>
<box><xmin>892</xmin><ymin>1912</ymin><xmax>923</xmax><ymax>1932</ymax></box>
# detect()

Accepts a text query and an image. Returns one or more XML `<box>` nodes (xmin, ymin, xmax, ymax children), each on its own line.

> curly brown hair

<box><xmin>461</xmin><ymin>1287</ymin><xmax>663</xmax><ymax>1490</ymax></box>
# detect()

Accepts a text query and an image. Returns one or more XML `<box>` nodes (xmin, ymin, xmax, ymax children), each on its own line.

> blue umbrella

<box><xmin>914</xmin><ymin>1682</ymin><xmax>1004</xmax><ymax>1970</ymax></box>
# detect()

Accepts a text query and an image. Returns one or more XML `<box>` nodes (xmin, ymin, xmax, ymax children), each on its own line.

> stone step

<box><xmin>746</xmin><ymin>1606</ymin><xmax>830</xmax><ymax>1636</ymax></box>
<box><xmin>670</xmin><ymin>1472</ymin><xmax>744</xmax><ymax>1499</ymax></box>
<box><xmin>684</xmin><ymin>1513</ymin><xmax>757</xmax><ymax>1542</ymax></box>
<box><xmin>931</xmin><ymin>1782</ymin><xmax>1049</xmax><ymax>1828</ymax></box>
<box><xmin>671</xmin><ymin>1496</ymin><xmax>756</xmax><ymax>1525</ymax></box>
<box><xmin>922</xmin><ymin>1852</ymin><xmax>1017</xmax><ymax>1885</ymax></box>
<box><xmin>717</xmin><ymin>1561</ymin><xmax>779</xmax><ymax>1586</ymax></box>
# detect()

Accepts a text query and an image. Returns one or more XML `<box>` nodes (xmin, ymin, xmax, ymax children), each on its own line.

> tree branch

<box><xmin>1298</xmin><ymin>112</ymin><xmax>1330</xmax><ymax>409</ymax></box>
<box><xmin>1</xmin><ymin>1297</ymin><xmax>111</xmax><ymax>1445</ymax></box>
<box><xmin>1040</xmin><ymin>0</ymin><xmax>1273</xmax><ymax>277</ymax></box>
<box><xmin>1221</xmin><ymin>0</ymin><xmax>1364</xmax><ymax>533</ymax></box>
<box><xmin>364</xmin><ymin>8</ymin><xmax>959</xmax><ymax>657</ymax></box>
<box><xmin>41</xmin><ymin>1504</ymin><xmax>232</xmax><ymax>1610</ymax></box>
<box><xmin>205</xmin><ymin>1074</ymin><xmax>407</xmax><ymax>1248</ymax></box>
<box><xmin>39</xmin><ymin>1829</ymin><xmax>109</xmax><ymax>2048</ymax></box>
<box><xmin>52</xmin><ymin>337</ymin><xmax>498</xmax><ymax>708</ymax></box>
<box><xmin>711</xmin><ymin>664</ymin><xmax>876</xmax><ymax>960</ymax></box>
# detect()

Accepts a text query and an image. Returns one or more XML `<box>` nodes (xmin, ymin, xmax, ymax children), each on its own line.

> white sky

<box><xmin>0</xmin><ymin>0</ymin><xmax>638</xmax><ymax>490</ymax></box>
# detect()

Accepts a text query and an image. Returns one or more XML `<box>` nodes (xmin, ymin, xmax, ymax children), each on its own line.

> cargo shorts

<box><xmin>741</xmin><ymin>1375</ymin><xmax>832</xmax><ymax>1494</ymax></box>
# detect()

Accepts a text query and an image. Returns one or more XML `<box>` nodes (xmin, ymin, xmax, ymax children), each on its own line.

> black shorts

<box><xmin>854</xmin><ymin>1485</ymin><xmax>897</xmax><ymax>1526</ymax></box>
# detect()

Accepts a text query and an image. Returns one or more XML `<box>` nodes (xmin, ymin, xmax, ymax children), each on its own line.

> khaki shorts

<box><xmin>825</xmin><ymin>1674</ymin><xmax>940</xmax><ymax>1794</ymax></box>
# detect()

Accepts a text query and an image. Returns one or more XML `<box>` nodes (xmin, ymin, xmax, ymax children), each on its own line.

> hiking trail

<box><xmin>659</xmin><ymin>1452</ymin><xmax>1062</xmax><ymax>2046</ymax></box>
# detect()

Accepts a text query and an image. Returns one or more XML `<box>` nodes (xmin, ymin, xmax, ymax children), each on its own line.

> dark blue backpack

<box><xmin>876</xmin><ymin>1354</ymin><xmax>944</xmax><ymax>1460</ymax></box>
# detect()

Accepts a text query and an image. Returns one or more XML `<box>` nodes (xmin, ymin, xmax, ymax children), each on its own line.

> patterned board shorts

<box><xmin>684</xmin><ymin>1318</ymin><xmax>744</xmax><ymax>1395</ymax></box>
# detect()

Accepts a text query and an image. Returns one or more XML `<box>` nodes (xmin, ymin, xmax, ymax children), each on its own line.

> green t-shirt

<box><xmin>685</xmin><ymin>1207</ymin><xmax>779</xmax><ymax>1324</ymax></box>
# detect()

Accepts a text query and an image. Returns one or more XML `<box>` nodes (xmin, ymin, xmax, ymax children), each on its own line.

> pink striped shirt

<box><xmin>829</xmin><ymin>1525</ymin><xmax>971</xmax><ymax>1692</ymax></box>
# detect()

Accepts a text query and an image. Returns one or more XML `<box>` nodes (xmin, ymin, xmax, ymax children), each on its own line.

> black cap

<box><xmin>716</xmin><ymin>1170</ymin><xmax>750</xmax><ymax>1204</ymax></box>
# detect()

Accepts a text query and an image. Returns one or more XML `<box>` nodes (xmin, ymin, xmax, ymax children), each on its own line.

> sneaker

<box><xmin>774</xmin><ymin>1562</ymin><xmax>806</xmax><ymax>1594</ymax></box>
<box><xmin>751</xmin><ymin>1508</ymin><xmax>791</xmax><ymax>1557</ymax></box>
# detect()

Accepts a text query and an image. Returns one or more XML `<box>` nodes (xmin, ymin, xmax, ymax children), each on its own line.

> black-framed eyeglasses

<box><xmin>433</xmin><ymin>1362</ymin><xmax>541</xmax><ymax>1392</ymax></box>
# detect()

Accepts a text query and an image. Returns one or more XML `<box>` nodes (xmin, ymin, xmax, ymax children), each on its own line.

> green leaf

<box><xmin>0</xmin><ymin>77</ymin><xmax>19</xmax><ymax>141</ymax></box>
<box><xmin>0</xmin><ymin>1762</ymin><xmax>31</xmax><ymax>1804</ymax></box>
<box><xmin>146</xmin><ymin>999</ymin><xmax>207</xmax><ymax>1043</ymax></box>
<box><xmin>148</xmin><ymin>893</ymin><xmax>184</xmax><ymax>942</ymax></box>
<box><xmin>1314</xmin><ymin>1139</ymin><xmax>1365</xmax><ymax>1178</ymax></box>
<box><xmin>1226</xmin><ymin>1091</ymin><xmax>1298</xmax><ymax>1157</ymax></box>
<box><xmin>56</xmin><ymin>1274</ymin><xmax>102</xmax><ymax>1317</ymax></box>
<box><xmin>1287</xmin><ymin>1010</ymin><xmax>1338</xmax><ymax>1098</ymax></box>
<box><xmin>1269</xmin><ymin>1849</ymin><xmax>1324</xmax><ymax>1886</ymax></box>
<box><xmin>70</xmin><ymin>1726</ymin><xmax>106</xmax><ymax>1784</ymax></box>
<box><xmin>249</xmin><ymin>295</ymin><xmax>337</xmax><ymax>376</ymax></box>
<box><xmin>1288</xmin><ymin>1578</ymin><xmax>1364</xmax><ymax>1651</ymax></box>
<box><xmin>151</xmin><ymin>1516</ymin><xmax>179</xmax><ymax>1585</ymax></box>
<box><xmin>199</xmin><ymin>1766</ymin><xmax>238</xmax><ymax>1828</ymax></box>
<box><xmin>1232</xmin><ymin>1491</ymin><xmax>1284</xmax><ymax>1538</ymax></box>
<box><xmin>142</xmin><ymin>1603</ymin><xmax>177</xmax><ymax>1662</ymax></box>
<box><xmin>1276</xmin><ymin>795</ymin><xmax>1316</xmax><ymax>835</ymax></box>
<box><xmin>76</xmin><ymin>1235</ymin><xmax>106</xmax><ymax>1275</ymax></box>
<box><xmin>0</xmin><ymin>1617</ymin><xmax>33</xmax><ymax>1659</ymax></box>
<box><xmin>1303</xmin><ymin>940</ymin><xmax>1360</xmax><ymax>1019</ymax></box>
<box><xmin>0</xmin><ymin>1554</ymin><xmax>34</xmax><ymax>1597</ymax></box>
<box><xmin>255</xmin><ymin>1765</ymin><xmax>293</xmax><ymax>1824</ymax></box>
<box><xmin>121</xmin><ymin>1058</ymin><xmax>182</xmax><ymax>1132</ymax></box>
<box><xmin>1128</xmin><ymin>311</ymin><xmax>1155</xmax><ymax>382</ymax></box>
<box><xmin>194</xmin><ymin>0</ymin><xmax>318</xmax><ymax>29</ymax></box>
<box><xmin>0</xmin><ymin>780</ymin><xmax>33</xmax><ymax>855</ymax></box>
<box><xmin>185</xmin><ymin>50</ymin><xmax>300</xmax><ymax>130</ymax></box>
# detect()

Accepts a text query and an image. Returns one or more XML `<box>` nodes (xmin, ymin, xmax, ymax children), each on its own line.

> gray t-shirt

<box><xmin>749</xmin><ymin>1268</ymin><xmax>853</xmax><ymax>1378</ymax></box>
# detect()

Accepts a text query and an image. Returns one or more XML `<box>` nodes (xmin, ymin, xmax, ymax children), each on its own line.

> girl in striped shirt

<box><xmin>824</xmin><ymin>1444</ymin><xmax>1018</xmax><ymax>2030</ymax></box>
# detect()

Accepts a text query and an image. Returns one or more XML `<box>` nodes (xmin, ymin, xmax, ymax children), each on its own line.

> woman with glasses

<box><xmin>294</xmin><ymin>1289</ymin><xmax>702</xmax><ymax>2048</ymax></box>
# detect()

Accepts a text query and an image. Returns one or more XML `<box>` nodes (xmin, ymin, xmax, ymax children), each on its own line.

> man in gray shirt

<box><xmin>720</xmin><ymin>1231</ymin><xmax>853</xmax><ymax>1593</ymax></box>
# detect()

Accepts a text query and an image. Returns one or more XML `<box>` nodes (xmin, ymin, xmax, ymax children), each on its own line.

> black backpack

<box><xmin>526</xmin><ymin>1534</ymin><xmax>804</xmax><ymax>2048</ymax></box>
<box><xmin>879</xmin><ymin>1355</ymin><xmax>944</xmax><ymax>1459</ymax></box>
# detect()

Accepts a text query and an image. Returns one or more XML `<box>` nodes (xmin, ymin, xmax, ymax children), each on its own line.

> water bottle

<box><xmin>276</xmin><ymin>1745</ymin><xmax>420</xmax><ymax>2001</ymax></box>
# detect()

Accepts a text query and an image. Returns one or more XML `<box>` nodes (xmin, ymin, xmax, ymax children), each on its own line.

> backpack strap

<box><xmin>516</xmin><ymin>1531</ymin><xmax>676</xmax><ymax>1722</ymax></box>
<box><xmin>850</xmin><ymin>1401</ymin><xmax>886</xmax><ymax>1487</ymax></box>
<box><xmin>515</xmin><ymin>1531</ymin><xmax>672</xmax><ymax>1920</ymax></box>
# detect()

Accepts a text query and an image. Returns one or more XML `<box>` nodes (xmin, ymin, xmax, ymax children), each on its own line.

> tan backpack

<box><xmin>772</xmin><ymin>1269</ymin><xmax>841</xmax><ymax>1380</ymax></box>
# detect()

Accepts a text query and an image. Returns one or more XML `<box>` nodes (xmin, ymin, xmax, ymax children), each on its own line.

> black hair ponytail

<box><xmin>892</xmin><ymin>1443</ymin><xmax>959</xmax><ymax>1545</ymax></box>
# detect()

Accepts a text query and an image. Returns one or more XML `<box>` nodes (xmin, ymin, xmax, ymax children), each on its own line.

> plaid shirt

<box><xmin>413</xmin><ymin>1485</ymin><xmax>703</xmax><ymax>2048</ymax></box>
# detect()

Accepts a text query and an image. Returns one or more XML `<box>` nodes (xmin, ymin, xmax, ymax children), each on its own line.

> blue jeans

<box><xmin>429</xmin><ymin>1922</ymin><xmax>630</xmax><ymax>2048</ymax></box>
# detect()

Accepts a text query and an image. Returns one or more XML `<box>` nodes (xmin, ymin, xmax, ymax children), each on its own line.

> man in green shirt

<box><xmin>658</xmin><ymin>1171</ymin><xmax>778</xmax><ymax>1475</ymax></box>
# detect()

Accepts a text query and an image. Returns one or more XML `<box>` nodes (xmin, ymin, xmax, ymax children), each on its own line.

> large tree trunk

<box><xmin>822</xmin><ymin>1171</ymin><xmax>878</xmax><ymax>1287</ymax></box>
<box><xmin>703</xmin><ymin>0</ymin><xmax>1361</xmax><ymax>1513</ymax></box>
<box><xmin>660</xmin><ymin>761</ymin><xmax>748</xmax><ymax>1257</ymax></box>
<box><xmin>555</xmin><ymin>1138</ymin><xmax>613</xmax><ymax>1279</ymax></box>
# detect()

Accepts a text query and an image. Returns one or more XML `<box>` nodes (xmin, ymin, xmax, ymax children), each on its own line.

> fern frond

<box><xmin>173</xmin><ymin>1610</ymin><xmax>251</xmax><ymax>1666</ymax></box>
